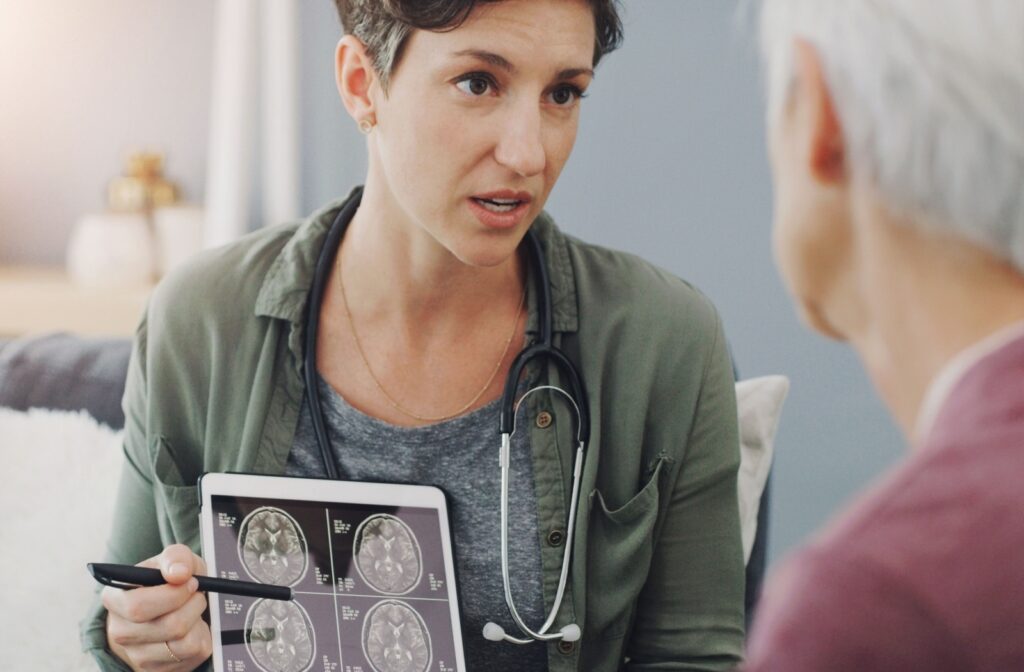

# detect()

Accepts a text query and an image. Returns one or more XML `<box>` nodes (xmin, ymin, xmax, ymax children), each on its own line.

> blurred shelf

<box><xmin>0</xmin><ymin>265</ymin><xmax>153</xmax><ymax>338</ymax></box>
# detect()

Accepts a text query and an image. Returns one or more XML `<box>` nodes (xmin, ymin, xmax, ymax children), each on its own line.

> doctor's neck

<box><xmin>338</xmin><ymin>178</ymin><xmax>527</xmax><ymax>322</ymax></box>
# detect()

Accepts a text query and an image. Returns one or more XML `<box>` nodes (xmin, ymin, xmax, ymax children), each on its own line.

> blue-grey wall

<box><xmin>299</xmin><ymin>0</ymin><xmax>904</xmax><ymax>564</ymax></box>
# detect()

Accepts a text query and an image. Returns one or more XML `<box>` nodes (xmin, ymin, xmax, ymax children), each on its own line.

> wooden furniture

<box><xmin>0</xmin><ymin>265</ymin><xmax>152</xmax><ymax>338</ymax></box>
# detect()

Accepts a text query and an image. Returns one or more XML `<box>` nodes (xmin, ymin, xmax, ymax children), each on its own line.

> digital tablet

<box><xmin>198</xmin><ymin>472</ymin><xmax>466</xmax><ymax>672</ymax></box>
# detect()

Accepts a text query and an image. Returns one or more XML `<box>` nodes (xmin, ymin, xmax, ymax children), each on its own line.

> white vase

<box><xmin>66</xmin><ymin>212</ymin><xmax>156</xmax><ymax>286</ymax></box>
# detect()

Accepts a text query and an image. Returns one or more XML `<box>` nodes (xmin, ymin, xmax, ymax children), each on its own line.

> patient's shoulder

<box><xmin>748</xmin><ymin>440</ymin><xmax>1024</xmax><ymax>671</ymax></box>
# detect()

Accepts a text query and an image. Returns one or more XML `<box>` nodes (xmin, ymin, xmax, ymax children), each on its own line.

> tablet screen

<box><xmin>207</xmin><ymin>493</ymin><xmax>461</xmax><ymax>672</ymax></box>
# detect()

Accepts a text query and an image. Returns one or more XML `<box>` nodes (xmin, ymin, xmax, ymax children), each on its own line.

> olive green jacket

<box><xmin>81</xmin><ymin>190</ymin><xmax>745</xmax><ymax>671</ymax></box>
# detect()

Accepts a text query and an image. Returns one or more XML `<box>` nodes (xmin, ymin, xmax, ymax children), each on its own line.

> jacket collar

<box><xmin>254</xmin><ymin>186</ymin><xmax>579</xmax><ymax>334</ymax></box>
<box><xmin>253</xmin><ymin>190</ymin><xmax>356</xmax><ymax>323</ymax></box>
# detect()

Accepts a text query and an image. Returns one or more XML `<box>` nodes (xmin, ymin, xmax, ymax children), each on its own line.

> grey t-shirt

<box><xmin>288</xmin><ymin>376</ymin><xmax>550</xmax><ymax>670</ymax></box>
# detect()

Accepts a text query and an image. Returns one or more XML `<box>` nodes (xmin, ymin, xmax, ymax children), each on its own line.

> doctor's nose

<box><xmin>494</xmin><ymin>109</ymin><xmax>546</xmax><ymax>178</ymax></box>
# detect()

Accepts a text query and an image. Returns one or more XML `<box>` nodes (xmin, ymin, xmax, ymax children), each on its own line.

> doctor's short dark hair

<box><xmin>333</xmin><ymin>0</ymin><xmax>624</xmax><ymax>89</ymax></box>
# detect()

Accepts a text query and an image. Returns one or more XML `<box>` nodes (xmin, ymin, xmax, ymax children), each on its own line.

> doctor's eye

<box><xmin>454</xmin><ymin>73</ymin><xmax>497</xmax><ymax>97</ymax></box>
<box><xmin>547</xmin><ymin>84</ymin><xmax>586</xmax><ymax>107</ymax></box>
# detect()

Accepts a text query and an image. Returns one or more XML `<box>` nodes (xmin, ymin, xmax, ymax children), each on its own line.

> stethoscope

<box><xmin>303</xmin><ymin>192</ymin><xmax>590</xmax><ymax>646</ymax></box>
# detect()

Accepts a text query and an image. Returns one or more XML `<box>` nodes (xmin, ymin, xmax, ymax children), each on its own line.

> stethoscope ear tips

<box><xmin>483</xmin><ymin>622</ymin><xmax>506</xmax><ymax>641</ymax></box>
<box><xmin>559</xmin><ymin>624</ymin><xmax>582</xmax><ymax>642</ymax></box>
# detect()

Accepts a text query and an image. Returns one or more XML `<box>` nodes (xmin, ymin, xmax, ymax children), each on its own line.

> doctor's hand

<box><xmin>102</xmin><ymin>544</ymin><xmax>212</xmax><ymax>672</ymax></box>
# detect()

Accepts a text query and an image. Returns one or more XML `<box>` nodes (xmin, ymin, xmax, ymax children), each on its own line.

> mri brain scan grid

<box><xmin>210</xmin><ymin>496</ymin><xmax>459</xmax><ymax>672</ymax></box>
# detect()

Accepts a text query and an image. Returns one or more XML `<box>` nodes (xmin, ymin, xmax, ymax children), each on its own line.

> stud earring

<box><xmin>358</xmin><ymin>118</ymin><xmax>375</xmax><ymax>134</ymax></box>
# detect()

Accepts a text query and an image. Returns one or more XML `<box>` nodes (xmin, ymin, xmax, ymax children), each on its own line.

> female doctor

<box><xmin>84</xmin><ymin>1</ymin><xmax>745</xmax><ymax>670</ymax></box>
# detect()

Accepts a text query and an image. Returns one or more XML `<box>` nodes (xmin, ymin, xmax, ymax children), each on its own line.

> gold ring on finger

<box><xmin>165</xmin><ymin>640</ymin><xmax>183</xmax><ymax>663</ymax></box>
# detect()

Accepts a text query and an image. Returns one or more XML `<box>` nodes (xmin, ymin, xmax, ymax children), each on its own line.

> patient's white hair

<box><xmin>759</xmin><ymin>0</ymin><xmax>1024</xmax><ymax>271</ymax></box>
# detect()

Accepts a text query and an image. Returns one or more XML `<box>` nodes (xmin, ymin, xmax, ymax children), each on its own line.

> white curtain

<box><xmin>204</xmin><ymin>0</ymin><xmax>300</xmax><ymax>249</ymax></box>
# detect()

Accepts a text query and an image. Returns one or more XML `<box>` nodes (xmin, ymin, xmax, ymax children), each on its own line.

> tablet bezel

<box><xmin>198</xmin><ymin>472</ymin><xmax>466</xmax><ymax>672</ymax></box>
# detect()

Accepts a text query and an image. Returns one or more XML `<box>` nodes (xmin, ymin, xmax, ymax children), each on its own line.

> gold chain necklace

<box><xmin>338</xmin><ymin>267</ymin><xmax>527</xmax><ymax>423</ymax></box>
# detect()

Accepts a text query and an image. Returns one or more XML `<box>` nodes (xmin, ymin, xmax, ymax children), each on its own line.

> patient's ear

<box><xmin>335</xmin><ymin>35</ymin><xmax>377</xmax><ymax>123</ymax></box>
<box><xmin>793</xmin><ymin>39</ymin><xmax>846</xmax><ymax>184</ymax></box>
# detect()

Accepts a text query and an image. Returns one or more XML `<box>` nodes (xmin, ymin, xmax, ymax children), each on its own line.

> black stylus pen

<box><xmin>88</xmin><ymin>563</ymin><xmax>293</xmax><ymax>601</ymax></box>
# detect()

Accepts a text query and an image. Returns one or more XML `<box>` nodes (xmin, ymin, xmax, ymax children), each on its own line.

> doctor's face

<box><xmin>368</xmin><ymin>0</ymin><xmax>596</xmax><ymax>267</ymax></box>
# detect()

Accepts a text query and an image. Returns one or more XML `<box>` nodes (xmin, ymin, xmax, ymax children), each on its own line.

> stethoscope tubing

<box><xmin>305</xmin><ymin>195</ymin><xmax>360</xmax><ymax>481</ymax></box>
<box><xmin>499</xmin><ymin>228</ymin><xmax>590</xmax><ymax>445</ymax></box>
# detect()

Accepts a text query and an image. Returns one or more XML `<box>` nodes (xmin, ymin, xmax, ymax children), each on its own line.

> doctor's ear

<box><xmin>335</xmin><ymin>35</ymin><xmax>379</xmax><ymax>130</ymax></box>
<box><xmin>792</xmin><ymin>38</ymin><xmax>847</xmax><ymax>184</ymax></box>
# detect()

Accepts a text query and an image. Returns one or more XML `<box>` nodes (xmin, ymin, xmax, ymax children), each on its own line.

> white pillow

<box><xmin>0</xmin><ymin>408</ymin><xmax>123</xmax><ymax>672</ymax></box>
<box><xmin>736</xmin><ymin>376</ymin><xmax>790</xmax><ymax>564</ymax></box>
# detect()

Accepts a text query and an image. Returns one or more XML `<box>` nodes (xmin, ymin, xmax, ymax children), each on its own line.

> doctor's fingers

<box><xmin>117</xmin><ymin>618</ymin><xmax>213</xmax><ymax>672</ymax></box>
<box><xmin>102</xmin><ymin>577</ymin><xmax>199</xmax><ymax>624</ymax></box>
<box><xmin>143</xmin><ymin>544</ymin><xmax>208</xmax><ymax>584</ymax></box>
<box><xmin>106</xmin><ymin>590</ymin><xmax>208</xmax><ymax>647</ymax></box>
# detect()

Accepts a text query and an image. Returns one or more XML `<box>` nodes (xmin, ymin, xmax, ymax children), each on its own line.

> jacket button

<box><xmin>546</xmin><ymin>529</ymin><xmax>565</xmax><ymax>547</ymax></box>
<box><xmin>557</xmin><ymin>640</ymin><xmax>575</xmax><ymax>655</ymax></box>
<box><xmin>536</xmin><ymin>411</ymin><xmax>553</xmax><ymax>428</ymax></box>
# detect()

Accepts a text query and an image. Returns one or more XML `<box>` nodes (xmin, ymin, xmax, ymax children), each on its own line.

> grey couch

<box><xmin>0</xmin><ymin>333</ymin><xmax>131</xmax><ymax>428</ymax></box>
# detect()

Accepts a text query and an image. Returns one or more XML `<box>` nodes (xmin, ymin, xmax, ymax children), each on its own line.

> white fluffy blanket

<box><xmin>0</xmin><ymin>408</ymin><xmax>124</xmax><ymax>672</ymax></box>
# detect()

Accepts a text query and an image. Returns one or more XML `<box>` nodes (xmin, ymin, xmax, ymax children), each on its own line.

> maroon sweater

<box><xmin>745</xmin><ymin>332</ymin><xmax>1024</xmax><ymax>671</ymax></box>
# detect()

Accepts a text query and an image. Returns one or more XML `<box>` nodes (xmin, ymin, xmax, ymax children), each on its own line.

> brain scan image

<box><xmin>245</xmin><ymin>598</ymin><xmax>316</xmax><ymax>672</ymax></box>
<box><xmin>353</xmin><ymin>515</ymin><xmax>422</xmax><ymax>594</ymax></box>
<box><xmin>239</xmin><ymin>507</ymin><xmax>308</xmax><ymax>586</ymax></box>
<box><xmin>362</xmin><ymin>600</ymin><xmax>432</xmax><ymax>672</ymax></box>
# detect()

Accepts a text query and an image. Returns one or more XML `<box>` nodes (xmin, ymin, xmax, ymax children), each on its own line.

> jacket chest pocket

<box><xmin>152</xmin><ymin>437</ymin><xmax>201</xmax><ymax>551</ymax></box>
<box><xmin>586</xmin><ymin>458</ymin><xmax>665</xmax><ymax>640</ymax></box>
